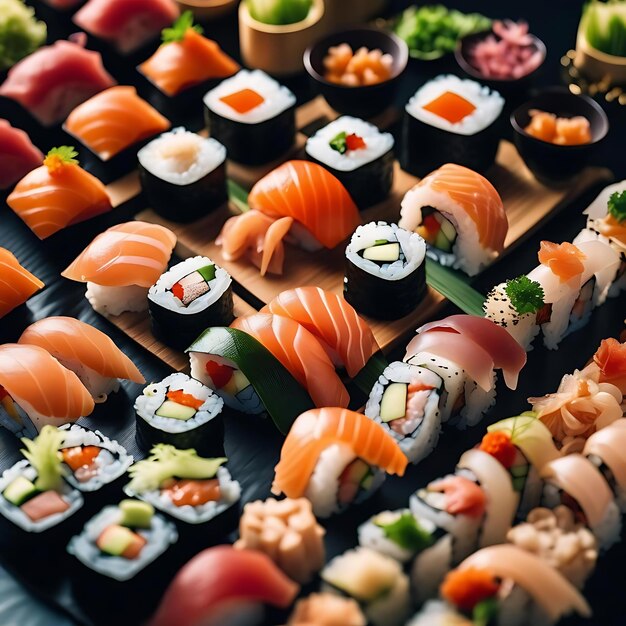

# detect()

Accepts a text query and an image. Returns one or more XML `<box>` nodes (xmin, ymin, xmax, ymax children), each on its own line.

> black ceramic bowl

<box><xmin>511</xmin><ymin>88</ymin><xmax>609</xmax><ymax>186</ymax></box>
<box><xmin>304</xmin><ymin>27</ymin><xmax>409</xmax><ymax>118</ymax></box>
<box><xmin>455</xmin><ymin>29</ymin><xmax>546</xmax><ymax>105</ymax></box>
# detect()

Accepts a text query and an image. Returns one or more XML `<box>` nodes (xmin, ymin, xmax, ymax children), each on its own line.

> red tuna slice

<box><xmin>0</xmin><ymin>120</ymin><xmax>42</xmax><ymax>190</ymax></box>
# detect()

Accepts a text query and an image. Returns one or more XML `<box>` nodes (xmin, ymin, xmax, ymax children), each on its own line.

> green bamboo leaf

<box><xmin>227</xmin><ymin>179</ymin><xmax>251</xmax><ymax>214</ymax></box>
<box><xmin>425</xmin><ymin>259</ymin><xmax>486</xmax><ymax>316</ymax></box>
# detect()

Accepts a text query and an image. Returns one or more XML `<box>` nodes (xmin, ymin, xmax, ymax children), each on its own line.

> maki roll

<box><xmin>272</xmin><ymin>408</ymin><xmax>408</xmax><ymax>518</ymax></box>
<box><xmin>440</xmin><ymin>545</ymin><xmax>591</xmax><ymax>626</ymax></box>
<box><xmin>305</xmin><ymin>116</ymin><xmax>394</xmax><ymax>208</ymax></box>
<box><xmin>402</xmin><ymin>74</ymin><xmax>504</xmax><ymax>176</ymax></box>
<box><xmin>203</xmin><ymin>69</ymin><xmax>296</xmax><ymax>165</ymax></box>
<box><xmin>138</xmin><ymin>129</ymin><xmax>228</xmax><ymax>223</ymax></box>
<box><xmin>0</xmin><ymin>427</ymin><xmax>83</xmax><ymax>552</ymax></box>
<box><xmin>288</xmin><ymin>594</ymin><xmax>366</xmax><ymax>626</ymax></box>
<box><xmin>344</xmin><ymin>221</ymin><xmax>427</xmax><ymax>320</ymax></box>
<box><xmin>407</xmin><ymin>601</ymin><xmax>472</xmax><ymax>626</ymax></box>
<box><xmin>399</xmin><ymin>163</ymin><xmax>507</xmax><ymax>276</ymax></box>
<box><xmin>540</xmin><ymin>455</ymin><xmax>621</xmax><ymax>551</ymax></box>
<box><xmin>134</xmin><ymin>374</ymin><xmax>224</xmax><ymax>456</ymax></box>
<box><xmin>483</xmin><ymin>276</ymin><xmax>545</xmax><ymax>351</ymax></box>
<box><xmin>59</xmin><ymin>424</ymin><xmax>132</xmax><ymax>494</ymax></box>
<box><xmin>148</xmin><ymin>256</ymin><xmax>234</xmax><ymax>350</ymax></box>
<box><xmin>124</xmin><ymin>444</ymin><xmax>239</xmax><ymax>550</ymax></box>
<box><xmin>321</xmin><ymin>547</ymin><xmax>411</xmax><ymax>626</ymax></box>
<box><xmin>365</xmin><ymin>361</ymin><xmax>444</xmax><ymax>464</ymax></box>
<box><xmin>137</xmin><ymin>12</ymin><xmax>239</xmax><ymax>128</ymax></box>
<box><xmin>67</xmin><ymin>499</ymin><xmax>178</xmax><ymax>622</ymax></box>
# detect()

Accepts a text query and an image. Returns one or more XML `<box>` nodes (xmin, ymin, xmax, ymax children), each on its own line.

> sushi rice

<box><xmin>406</xmin><ymin>75</ymin><xmax>504</xmax><ymax>136</ymax></box>
<box><xmin>86</xmin><ymin>283</ymin><xmax>149</xmax><ymax>317</ymax></box>
<box><xmin>204</xmin><ymin>70</ymin><xmax>296</xmax><ymax>124</ymax></box>
<box><xmin>138</xmin><ymin>129</ymin><xmax>226</xmax><ymax>186</ymax></box>
<box><xmin>306</xmin><ymin>117</ymin><xmax>394</xmax><ymax>172</ymax></box>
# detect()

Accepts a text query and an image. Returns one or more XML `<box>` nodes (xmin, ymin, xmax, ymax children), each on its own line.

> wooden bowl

<box><xmin>323</xmin><ymin>0</ymin><xmax>389</xmax><ymax>28</ymax></box>
<box><xmin>238</xmin><ymin>0</ymin><xmax>326</xmax><ymax>76</ymax></box>
<box><xmin>574</xmin><ymin>31</ymin><xmax>626</xmax><ymax>86</ymax></box>
<box><xmin>176</xmin><ymin>0</ymin><xmax>238</xmax><ymax>20</ymax></box>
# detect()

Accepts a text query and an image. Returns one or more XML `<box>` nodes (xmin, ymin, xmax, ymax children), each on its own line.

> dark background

<box><xmin>0</xmin><ymin>0</ymin><xmax>625</xmax><ymax>624</ymax></box>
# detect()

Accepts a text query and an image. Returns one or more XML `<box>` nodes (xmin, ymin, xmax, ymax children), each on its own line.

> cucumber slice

<box><xmin>197</xmin><ymin>264</ymin><xmax>216</xmax><ymax>282</ymax></box>
<box><xmin>97</xmin><ymin>525</ymin><xmax>134</xmax><ymax>556</ymax></box>
<box><xmin>363</xmin><ymin>243</ymin><xmax>401</xmax><ymax>262</ymax></box>
<box><xmin>510</xmin><ymin>464</ymin><xmax>529</xmax><ymax>478</ymax></box>
<box><xmin>3</xmin><ymin>476</ymin><xmax>37</xmax><ymax>506</ymax></box>
<box><xmin>155</xmin><ymin>400</ymin><xmax>196</xmax><ymax>421</ymax></box>
<box><xmin>439</xmin><ymin>216</ymin><xmax>457</xmax><ymax>242</ymax></box>
<box><xmin>380</xmin><ymin>383</ymin><xmax>408</xmax><ymax>423</ymax></box>
<box><xmin>434</xmin><ymin>229</ymin><xmax>452</xmax><ymax>252</ymax></box>
<box><xmin>119</xmin><ymin>499</ymin><xmax>154</xmax><ymax>528</ymax></box>
<box><xmin>188</xmin><ymin>328</ymin><xmax>315</xmax><ymax>434</ymax></box>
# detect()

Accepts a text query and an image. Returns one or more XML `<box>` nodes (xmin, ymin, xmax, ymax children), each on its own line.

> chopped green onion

<box><xmin>329</xmin><ymin>131</ymin><xmax>348</xmax><ymax>154</ymax></box>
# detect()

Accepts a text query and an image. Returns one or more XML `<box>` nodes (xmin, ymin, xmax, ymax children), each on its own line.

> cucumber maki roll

<box><xmin>305</xmin><ymin>116</ymin><xmax>394</xmax><ymax>209</ymax></box>
<box><xmin>134</xmin><ymin>373</ymin><xmax>225</xmax><ymax>457</ymax></box>
<box><xmin>344</xmin><ymin>221</ymin><xmax>426</xmax><ymax>320</ymax></box>
<box><xmin>148</xmin><ymin>256</ymin><xmax>234</xmax><ymax>351</ymax></box>
<box><xmin>365</xmin><ymin>362</ymin><xmax>444</xmax><ymax>464</ymax></box>
<box><xmin>138</xmin><ymin>129</ymin><xmax>228</xmax><ymax>223</ymax></box>
<box><xmin>59</xmin><ymin>423</ymin><xmax>133</xmax><ymax>493</ymax></box>
<box><xmin>124</xmin><ymin>444</ymin><xmax>240</xmax><ymax>544</ymax></box>
<box><xmin>203</xmin><ymin>70</ymin><xmax>296</xmax><ymax>165</ymax></box>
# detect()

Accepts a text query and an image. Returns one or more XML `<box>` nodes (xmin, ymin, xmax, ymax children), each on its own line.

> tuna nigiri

<box><xmin>0</xmin><ymin>344</ymin><xmax>94</xmax><ymax>436</ymax></box>
<box><xmin>74</xmin><ymin>0</ymin><xmax>180</xmax><ymax>55</ymax></box>
<box><xmin>149</xmin><ymin>545</ymin><xmax>299</xmax><ymax>626</ymax></box>
<box><xmin>62</xmin><ymin>221</ymin><xmax>176</xmax><ymax>316</ymax></box>
<box><xmin>218</xmin><ymin>160</ymin><xmax>361</xmax><ymax>276</ymax></box>
<box><xmin>231</xmin><ymin>313</ymin><xmax>350</xmax><ymax>409</ymax></box>
<box><xmin>0</xmin><ymin>120</ymin><xmax>42</xmax><ymax>190</ymax></box>
<box><xmin>19</xmin><ymin>316</ymin><xmax>145</xmax><ymax>401</ymax></box>
<box><xmin>0</xmin><ymin>247</ymin><xmax>44</xmax><ymax>318</ymax></box>
<box><xmin>138</xmin><ymin>11</ymin><xmax>239</xmax><ymax>96</ymax></box>
<box><xmin>64</xmin><ymin>86</ymin><xmax>171</xmax><ymax>161</ymax></box>
<box><xmin>263</xmin><ymin>286</ymin><xmax>379</xmax><ymax>378</ymax></box>
<box><xmin>7</xmin><ymin>146</ymin><xmax>112</xmax><ymax>239</ymax></box>
<box><xmin>0</xmin><ymin>35</ymin><xmax>115</xmax><ymax>127</ymax></box>
<box><xmin>272</xmin><ymin>407</ymin><xmax>408</xmax><ymax>517</ymax></box>
<box><xmin>400</xmin><ymin>163</ymin><xmax>507</xmax><ymax>276</ymax></box>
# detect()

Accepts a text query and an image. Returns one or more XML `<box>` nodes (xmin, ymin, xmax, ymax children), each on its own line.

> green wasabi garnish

<box><xmin>0</xmin><ymin>0</ymin><xmax>46</xmax><ymax>71</ymax></box>
<box><xmin>329</xmin><ymin>131</ymin><xmax>348</xmax><ymax>154</ymax></box>
<box><xmin>581</xmin><ymin>0</ymin><xmax>626</xmax><ymax>58</ymax></box>
<box><xmin>161</xmin><ymin>11</ymin><xmax>203</xmax><ymax>44</ymax></box>
<box><xmin>473</xmin><ymin>597</ymin><xmax>499</xmax><ymax>626</ymax></box>
<box><xmin>375</xmin><ymin>511</ymin><xmax>434</xmax><ymax>552</ymax></box>
<box><xmin>20</xmin><ymin>425</ymin><xmax>65</xmax><ymax>492</ymax></box>
<box><xmin>608</xmin><ymin>190</ymin><xmax>626</xmax><ymax>222</ymax></box>
<box><xmin>246</xmin><ymin>0</ymin><xmax>313</xmax><ymax>26</ymax></box>
<box><xmin>504</xmin><ymin>276</ymin><xmax>545</xmax><ymax>315</ymax></box>
<box><xmin>126</xmin><ymin>444</ymin><xmax>226</xmax><ymax>493</ymax></box>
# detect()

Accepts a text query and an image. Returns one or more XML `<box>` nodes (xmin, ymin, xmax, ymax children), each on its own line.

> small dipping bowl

<box><xmin>304</xmin><ymin>27</ymin><xmax>409</xmax><ymax>118</ymax></box>
<box><xmin>455</xmin><ymin>29</ymin><xmax>547</xmax><ymax>105</ymax></box>
<box><xmin>511</xmin><ymin>87</ymin><xmax>609</xmax><ymax>186</ymax></box>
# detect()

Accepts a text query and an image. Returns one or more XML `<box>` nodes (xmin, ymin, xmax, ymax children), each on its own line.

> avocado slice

<box><xmin>438</xmin><ymin>216</ymin><xmax>457</xmax><ymax>243</ymax></box>
<box><xmin>3</xmin><ymin>476</ymin><xmax>38</xmax><ymax>506</ymax></box>
<box><xmin>512</xmin><ymin>476</ymin><xmax>526</xmax><ymax>492</ymax></box>
<box><xmin>380</xmin><ymin>383</ymin><xmax>408</xmax><ymax>423</ymax></box>
<box><xmin>119</xmin><ymin>499</ymin><xmax>154</xmax><ymax>529</ymax></box>
<box><xmin>197</xmin><ymin>264</ymin><xmax>216</xmax><ymax>282</ymax></box>
<box><xmin>97</xmin><ymin>525</ymin><xmax>135</xmax><ymax>557</ymax></box>
<box><xmin>434</xmin><ymin>229</ymin><xmax>452</xmax><ymax>252</ymax></box>
<box><xmin>363</xmin><ymin>243</ymin><xmax>401</xmax><ymax>263</ymax></box>
<box><xmin>224</xmin><ymin>369</ymin><xmax>251</xmax><ymax>396</ymax></box>
<box><xmin>510</xmin><ymin>464</ymin><xmax>529</xmax><ymax>478</ymax></box>
<box><xmin>155</xmin><ymin>400</ymin><xmax>196</xmax><ymax>421</ymax></box>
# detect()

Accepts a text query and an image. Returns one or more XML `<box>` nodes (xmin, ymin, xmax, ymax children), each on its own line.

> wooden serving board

<box><xmin>105</xmin><ymin>96</ymin><xmax>610</xmax><ymax>369</ymax></box>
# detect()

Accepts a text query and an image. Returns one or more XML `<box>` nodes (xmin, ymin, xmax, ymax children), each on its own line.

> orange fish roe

<box><xmin>219</xmin><ymin>88</ymin><xmax>265</xmax><ymax>114</ymax></box>
<box><xmin>441</xmin><ymin>567</ymin><xmax>500</xmax><ymax>612</ymax></box>
<box><xmin>323</xmin><ymin>43</ymin><xmax>393</xmax><ymax>87</ymax></box>
<box><xmin>538</xmin><ymin>241</ymin><xmax>586</xmax><ymax>283</ymax></box>
<box><xmin>524</xmin><ymin>109</ymin><xmax>591</xmax><ymax>146</ymax></box>
<box><xmin>422</xmin><ymin>91</ymin><xmax>477</xmax><ymax>124</ymax></box>
<box><xmin>166</xmin><ymin>389</ymin><xmax>204</xmax><ymax>410</ymax></box>
<box><xmin>479</xmin><ymin>431</ymin><xmax>517</xmax><ymax>469</ymax></box>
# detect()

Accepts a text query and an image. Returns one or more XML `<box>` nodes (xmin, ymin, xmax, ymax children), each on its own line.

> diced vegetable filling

<box><xmin>361</xmin><ymin>239</ymin><xmax>402</xmax><ymax>264</ymax></box>
<box><xmin>96</xmin><ymin>500</ymin><xmax>154</xmax><ymax>559</ymax></box>
<box><xmin>338</xmin><ymin>458</ymin><xmax>374</xmax><ymax>506</ymax></box>
<box><xmin>170</xmin><ymin>265</ymin><xmax>216</xmax><ymax>307</ymax></box>
<box><xmin>380</xmin><ymin>381</ymin><xmax>435</xmax><ymax>436</ymax></box>
<box><xmin>416</xmin><ymin>208</ymin><xmax>457</xmax><ymax>253</ymax></box>
<box><xmin>329</xmin><ymin>131</ymin><xmax>367</xmax><ymax>154</ymax></box>
<box><xmin>204</xmin><ymin>359</ymin><xmax>251</xmax><ymax>396</ymax></box>
<box><xmin>571</xmin><ymin>277</ymin><xmax>595</xmax><ymax>321</ymax></box>
<box><xmin>62</xmin><ymin>445</ymin><xmax>104</xmax><ymax>482</ymax></box>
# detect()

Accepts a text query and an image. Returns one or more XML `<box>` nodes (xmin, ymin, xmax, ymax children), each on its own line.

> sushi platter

<box><xmin>1</xmin><ymin>1</ymin><xmax>626</xmax><ymax>626</ymax></box>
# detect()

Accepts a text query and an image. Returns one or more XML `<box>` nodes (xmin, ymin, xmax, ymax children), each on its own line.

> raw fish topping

<box><xmin>422</xmin><ymin>91</ymin><xmax>477</xmax><ymax>124</ymax></box>
<box><xmin>538</xmin><ymin>241</ymin><xmax>586</xmax><ymax>283</ymax></box>
<box><xmin>220</xmin><ymin>87</ymin><xmax>265</xmax><ymax>114</ymax></box>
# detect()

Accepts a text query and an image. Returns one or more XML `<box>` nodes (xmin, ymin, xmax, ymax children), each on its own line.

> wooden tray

<box><xmin>106</xmin><ymin>96</ymin><xmax>611</xmax><ymax>369</ymax></box>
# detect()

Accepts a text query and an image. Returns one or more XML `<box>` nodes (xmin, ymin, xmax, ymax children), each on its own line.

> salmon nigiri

<box><xmin>138</xmin><ymin>11</ymin><xmax>239</xmax><ymax>96</ymax></box>
<box><xmin>149</xmin><ymin>546</ymin><xmax>299</xmax><ymax>626</ymax></box>
<box><xmin>74</xmin><ymin>0</ymin><xmax>180</xmax><ymax>55</ymax></box>
<box><xmin>0</xmin><ymin>247</ymin><xmax>44</xmax><ymax>318</ymax></box>
<box><xmin>62</xmin><ymin>221</ymin><xmax>176</xmax><ymax>316</ymax></box>
<box><xmin>272</xmin><ymin>407</ymin><xmax>408</xmax><ymax>517</ymax></box>
<box><xmin>7</xmin><ymin>146</ymin><xmax>112</xmax><ymax>239</ymax></box>
<box><xmin>218</xmin><ymin>160</ymin><xmax>360</xmax><ymax>276</ymax></box>
<box><xmin>0</xmin><ymin>120</ymin><xmax>43</xmax><ymax>190</ymax></box>
<box><xmin>400</xmin><ymin>163</ymin><xmax>507</xmax><ymax>276</ymax></box>
<box><xmin>0</xmin><ymin>344</ymin><xmax>94</xmax><ymax>436</ymax></box>
<box><xmin>64</xmin><ymin>86</ymin><xmax>170</xmax><ymax>161</ymax></box>
<box><xmin>19</xmin><ymin>316</ymin><xmax>145</xmax><ymax>401</ymax></box>
<box><xmin>231</xmin><ymin>313</ymin><xmax>349</xmax><ymax>408</ymax></box>
<box><xmin>263</xmin><ymin>286</ymin><xmax>379</xmax><ymax>377</ymax></box>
